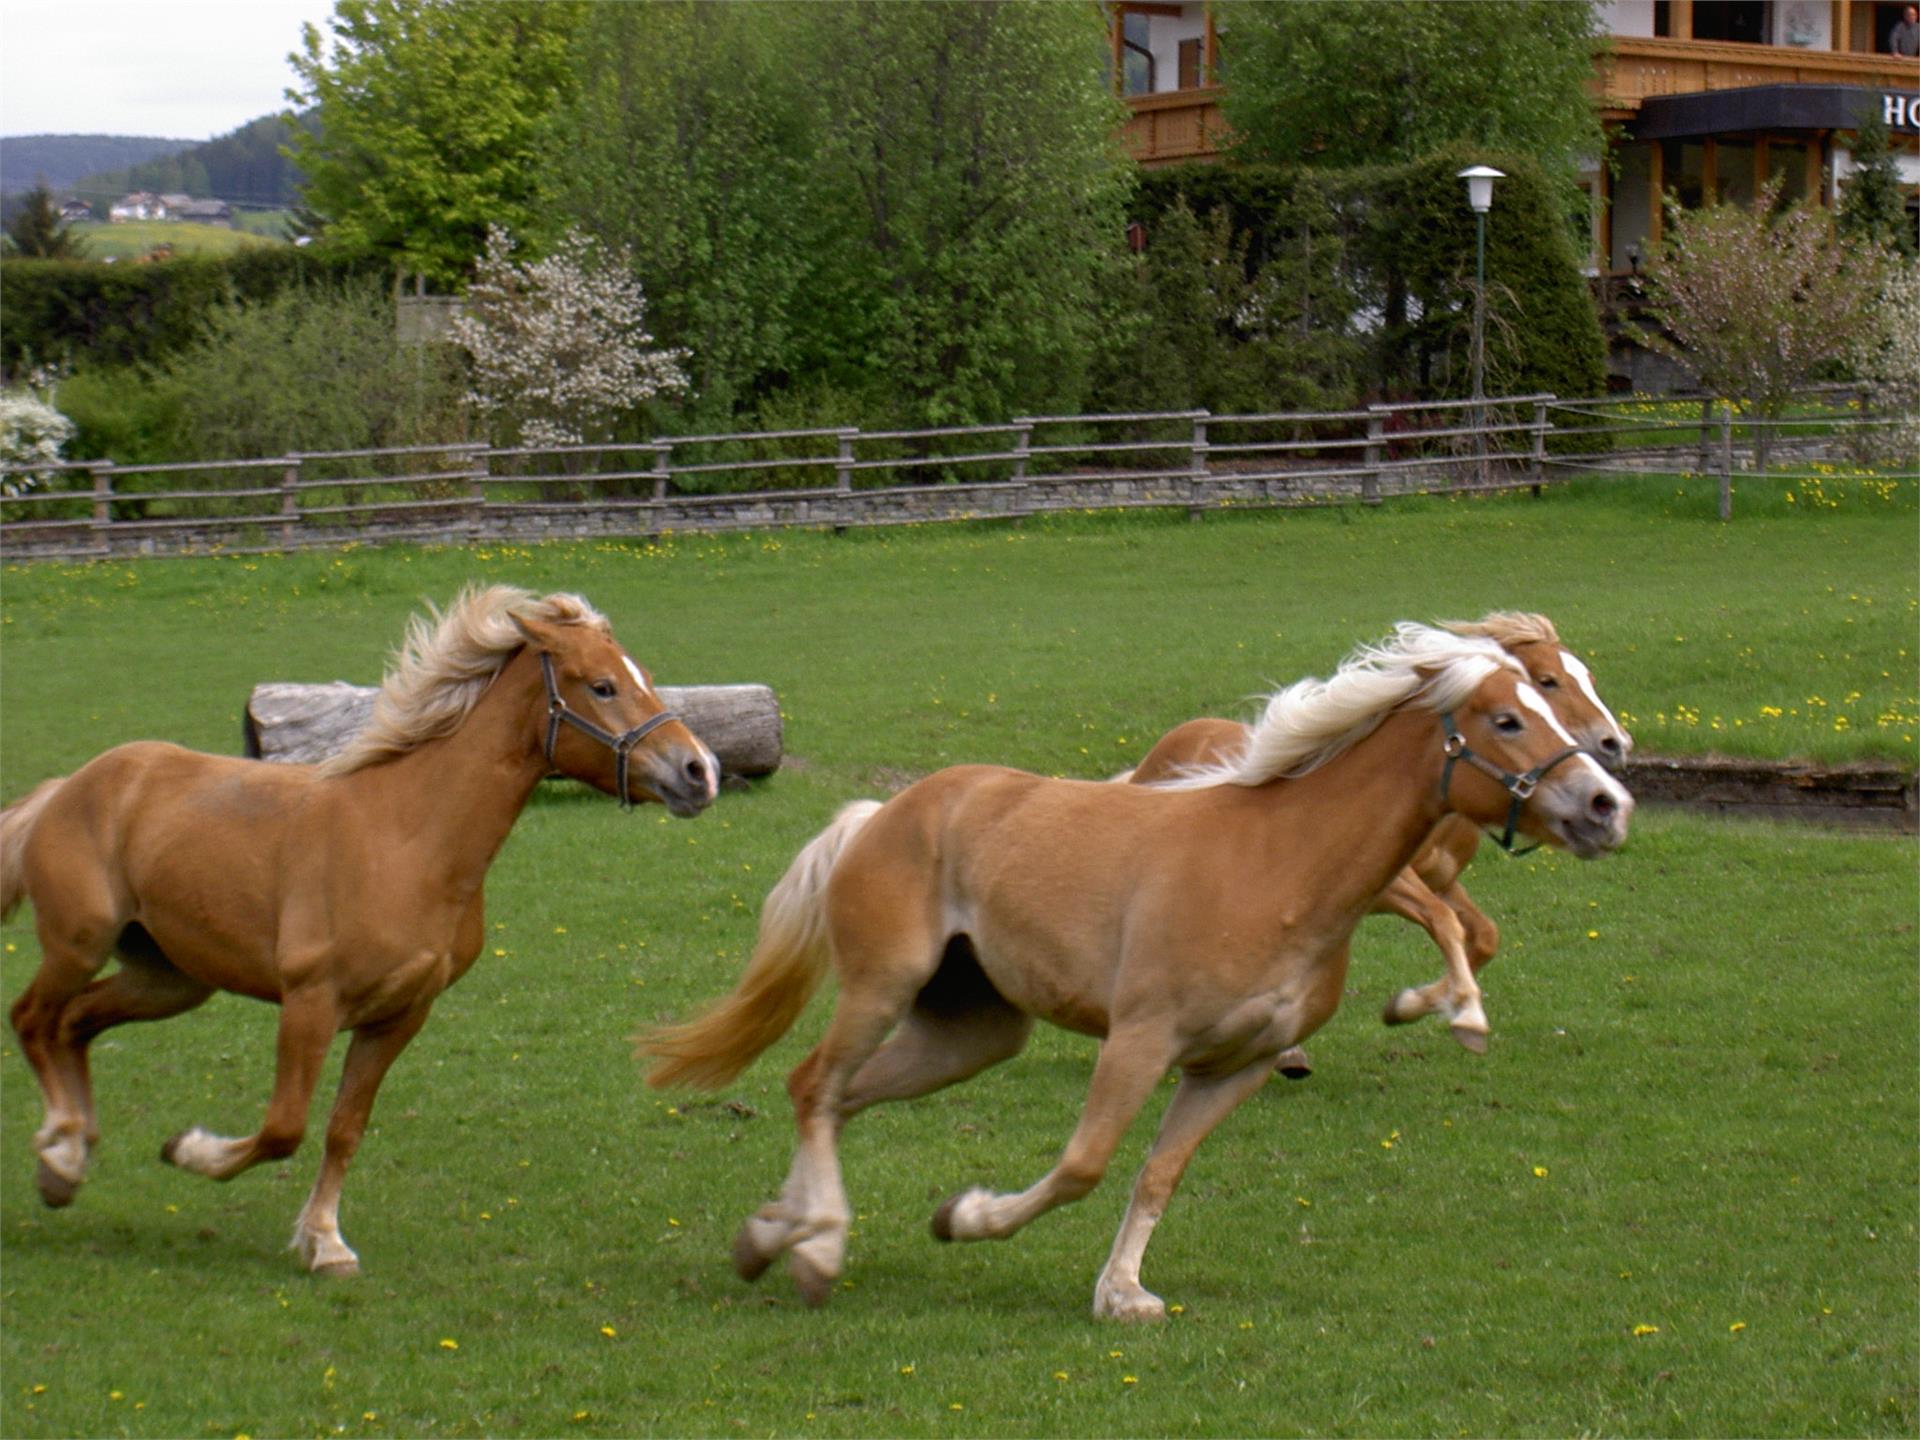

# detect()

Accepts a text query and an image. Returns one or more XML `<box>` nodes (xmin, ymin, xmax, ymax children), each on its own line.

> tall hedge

<box><xmin>1129</xmin><ymin>149</ymin><xmax>1605</xmax><ymax>404</ymax></box>
<box><xmin>0</xmin><ymin>249</ymin><xmax>382</xmax><ymax>376</ymax></box>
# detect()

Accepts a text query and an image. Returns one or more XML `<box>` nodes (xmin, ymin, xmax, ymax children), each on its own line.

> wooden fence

<box><xmin>0</xmin><ymin>388</ymin><xmax>1904</xmax><ymax>561</ymax></box>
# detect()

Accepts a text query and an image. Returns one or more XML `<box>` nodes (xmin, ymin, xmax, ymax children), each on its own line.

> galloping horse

<box><xmin>1124</xmin><ymin>612</ymin><xmax>1630</xmax><ymax>1062</ymax></box>
<box><xmin>2</xmin><ymin>585</ymin><xmax>717</xmax><ymax>1274</ymax></box>
<box><xmin>642</xmin><ymin>624</ymin><xmax>1632</xmax><ymax>1320</ymax></box>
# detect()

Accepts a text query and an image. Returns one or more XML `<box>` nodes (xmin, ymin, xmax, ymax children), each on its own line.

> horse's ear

<box><xmin>509</xmin><ymin>612</ymin><xmax>559</xmax><ymax>651</ymax></box>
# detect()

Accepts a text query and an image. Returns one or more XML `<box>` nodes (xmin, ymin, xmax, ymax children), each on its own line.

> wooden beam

<box><xmin>1671</xmin><ymin>0</ymin><xmax>1694</xmax><ymax>39</ymax></box>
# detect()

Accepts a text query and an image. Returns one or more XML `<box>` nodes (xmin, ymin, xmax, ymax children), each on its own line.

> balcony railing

<box><xmin>1597</xmin><ymin>36</ymin><xmax>1919</xmax><ymax>113</ymax></box>
<box><xmin>1121</xmin><ymin>86</ymin><xmax>1226</xmax><ymax>167</ymax></box>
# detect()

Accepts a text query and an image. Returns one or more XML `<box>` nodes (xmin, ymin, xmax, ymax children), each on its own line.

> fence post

<box><xmin>1011</xmin><ymin>419</ymin><xmax>1033</xmax><ymax>523</ymax></box>
<box><xmin>1188</xmin><ymin>410</ymin><xmax>1209</xmax><ymax>521</ymax></box>
<box><xmin>1717</xmin><ymin>401</ymin><xmax>1734</xmax><ymax>522</ymax></box>
<box><xmin>91</xmin><ymin>461</ymin><xmax>115</xmax><ymax>554</ymax></box>
<box><xmin>1697</xmin><ymin>396</ymin><xmax>1715</xmax><ymax>472</ymax></box>
<box><xmin>833</xmin><ymin>429</ymin><xmax>857</xmax><ymax>535</ymax></box>
<box><xmin>1530</xmin><ymin>400</ymin><xmax>1549</xmax><ymax>497</ymax></box>
<box><xmin>1363</xmin><ymin>408</ymin><xmax>1385</xmax><ymax>506</ymax></box>
<box><xmin>651</xmin><ymin>441</ymin><xmax>673</xmax><ymax>501</ymax></box>
<box><xmin>280</xmin><ymin>456</ymin><xmax>300</xmax><ymax>548</ymax></box>
<box><xmin>467</xmin><ymin>445</ymin><xmax>489</xmax><ymax>543</ymax></box>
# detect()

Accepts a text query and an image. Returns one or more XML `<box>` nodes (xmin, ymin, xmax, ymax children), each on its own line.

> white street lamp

<box><xmin>1458</xmin><ymin>166</ymin><xmax>1504</xmax><ymax>482</ymax></box>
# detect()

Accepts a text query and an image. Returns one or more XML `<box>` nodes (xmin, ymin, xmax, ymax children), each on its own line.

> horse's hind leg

<box><xmin>291</xmin><ymin>1003</ymin><xmax>431</xmax><ymax>1276</ymax></box>
<box><xmin>840</xmin><ymin>943</ymin><xmax>1034</xmax><ymax>1116</ymax></box>
<box><xmin>163</xmin><ymin>982</ymin><xmax>338</xmax><ymax>1181</ymax></box>
<box><xmin>932</xmin><ymin>1019</ymin><xmax>1177</xmax><ymax>1248</ymax></box>
<box><xmin>44</xmin><ymin>941</ymin><xmax>216</xmax><ymax>1189</ymax></box>
<box><xmin>1093</xmin><ymin>1056</ymin><xmax>1275</xmax><ymax>1322</ymax></box>
<box><xmin>11</xmin><ymin>910</ymin><xmax>124</xmax><ymax>1205</ymax></box>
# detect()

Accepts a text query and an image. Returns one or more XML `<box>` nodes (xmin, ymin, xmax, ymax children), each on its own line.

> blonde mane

<box><xmin>320</xmin><ymin>585</ymin><xmax>607</xmax><ymax>776</ymax></box>
<box><xmin>1445</xmin><ymin>610</ymin><xmax>1561</xmax><ymax>650</ymax></box>
<box><xmin>1160</xmin><ymin>623</ymin><xmax>1521</xmax><ymax>790</ymax></box>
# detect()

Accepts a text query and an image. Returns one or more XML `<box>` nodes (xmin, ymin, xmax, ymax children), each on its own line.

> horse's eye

<box><xmin>1494</xmin><ymin>713</ymin><xmax>1524</xmax><ymax>734</ymax></box>
<box><xmin>1535</xmin><ymin>674</ymin><xmax>1559</xmax><ymax>689</ymax></box>
<box><xmin>589</xmin><ymin>679</ymin><xmax>617</xmax><ymax>700</ymax></box>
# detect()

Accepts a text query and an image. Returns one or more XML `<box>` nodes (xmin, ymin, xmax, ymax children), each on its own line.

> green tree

<box><xmin>1218</xmin><ymin>2</ymin><xmax>1605</xmax><ymax>181</ymax></box>
<box><xmin>792</xmin><ymin>0</ymin><xmax>1132</xmax><ymax>425</ymax></box>
<box><xmin>554</xmin><ymin>2</ymin><xmax>814</xmax><ymax>424</ymax></box>
<box><xmin>286</xmin><ymin>0</ymin><xmax>586</xmax><ymax>285</ymax></box>
<box><xmin>1837</xmin><ymin>108</ymin><xmax>1918</xmax><ymax>259</ymax></box>
<box><xmin>4</xmin><ymin>186</ymin><xmax>86</xmax><ymax>259</ymax></box>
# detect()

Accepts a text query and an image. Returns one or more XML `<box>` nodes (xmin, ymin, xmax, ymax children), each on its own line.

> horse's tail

<box><xmin>0</xmin><ymin>778</ymin><xmax>64</xmax><ymax>922</ymax></box>
<box><xmin>639</xmin><ymin>799</ymin><xmax>883</xmax><ymax>1091</ymax></box>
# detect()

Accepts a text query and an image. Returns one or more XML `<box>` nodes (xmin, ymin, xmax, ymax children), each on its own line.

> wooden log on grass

<box><xmin>243</xmin><ymin>680</ymin><xmax>783</xmax><ymax>777</ymax></box>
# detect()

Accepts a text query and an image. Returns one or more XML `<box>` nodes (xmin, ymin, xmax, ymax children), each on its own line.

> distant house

<box><xmin>108</xmin><ymin>191</ymin><xmax>165</xmax><ymax>222</ymax></box>
<box><xmin>173</xmin><ymin>198</ymin><xmax>233</xmax><ymax>228</ymax></box>
<box><xmin>58</xmin><ymin>199</ymin><xmax>91</xmax><ymax>223</ymax></box>
<box><xmin>158</xmin><ymin>193</ymin><xmax>193</xmax><ymax>214</ymax></box>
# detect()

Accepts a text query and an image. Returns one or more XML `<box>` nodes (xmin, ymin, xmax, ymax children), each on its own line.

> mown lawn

<box><xmin>1</xmin><ymin>476</ymin><xmax>1914</xmax><ymax>1437</ymax></box>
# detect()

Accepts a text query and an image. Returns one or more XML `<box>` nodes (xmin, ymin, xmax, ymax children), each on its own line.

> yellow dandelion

<box><xmin>600</xmin><ymin>1325</ymin><xmax>617</xmax><ymax>1338</ymax></box>
<box><xmin>439</xmin><ymin>1338</ymin><xmax>459</xmax><ymax>1351</ymax></box>
<box><xmin>1632</xmin><ymin>1324</ymin><xmax>1659</xmax><ymax>1337</ymax></box>
<box><xmin>899</xmin><ymin>1364</ymin><xmax>914</xmax><ymax>1376</ymax></box>
<box><xmin>1053</xmin><ymin>1371</ymin><xmax>1069</xmax><ymax>1382</ymax></box>
<box><xmin>1533</xmin><ymin>1166</ymin><xmax>1549</xmax><ymax>1178</ymax></box>
<box><xmin>1730</xmin><ymin>1321</ymin><xmax>1747</xmax><ymax>1333</ymax></box>
<box><xmin>1123</xmin><ymin>1375</ymin><xmax>1139</xmax><ymax>1385</ymax></box>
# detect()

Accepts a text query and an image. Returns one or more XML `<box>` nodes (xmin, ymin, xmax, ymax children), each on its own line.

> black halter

<box><xmin>1438</xmin><ymin>711</ymin><xmax>1589</xmax><ymax>855</ymax></box>
<box><xmin>539</xmin><ymin>651</ymin><xmax>680</xmax><ymax>810</ymax></box>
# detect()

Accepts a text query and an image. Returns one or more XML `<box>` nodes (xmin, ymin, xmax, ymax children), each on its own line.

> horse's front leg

<box><xmin>1093</xmin><ymin>1054</ymin><xmax>1277</xmax><ymax>1322</ymax></box>
<box><xmin>291</xmin><ymin>1003</ymin><xmax>432</xmax><ymax>1276</ymax></box>
<box><xmin>163</xmin><ymin>982</ymin><xmax>337</xmax><ymax>1180</ymax></box>
<box><xmin>1377</xmin><ymin>872</ymin><xmax>1488</xmax><ymax>1052</ymax></box>
<box><xmin>932</xmin><ymin>1021</ymin><xmax>1176</xmax><ymax>1251</ymax></box>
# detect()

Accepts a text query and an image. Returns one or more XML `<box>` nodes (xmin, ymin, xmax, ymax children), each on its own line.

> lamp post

<box><xmin>1458</xmin><ymin>165</ymin><xmax>1503</xmax><ymax>485</ymax></box>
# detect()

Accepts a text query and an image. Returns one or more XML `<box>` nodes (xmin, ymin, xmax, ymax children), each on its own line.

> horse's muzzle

<box><xmin>640</xmin><ymin>742</ymin><xmax>720</xmax><ymax>818</ymax></box>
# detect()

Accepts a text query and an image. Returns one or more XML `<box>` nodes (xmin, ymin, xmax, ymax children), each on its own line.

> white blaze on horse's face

<box><xmin>1558</xmin><ymin>648</ymin><xmax>1632</xmax><ymax>760</ymax></box>
<box><xmin>622</xmin><ymin>654</ymin><xmax>654</xmax><ymax>697</ymax></box>
<box><xmin>1512</xmin><ymin>680</ymin><xmax>1633</xmax><ymax>856</ymax></box>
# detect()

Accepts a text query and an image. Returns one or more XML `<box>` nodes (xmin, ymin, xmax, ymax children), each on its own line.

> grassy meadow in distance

<box><xmin>0</xmin><ymin>474</ymin><xmax>1914</xmax><ymax>1437</ymax></box>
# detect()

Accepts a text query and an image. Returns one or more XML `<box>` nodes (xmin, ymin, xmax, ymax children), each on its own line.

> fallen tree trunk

<box><xmin>244</xmin><ymin>681</ymin><xmax>783</xmax><ymax>777</ymax></box>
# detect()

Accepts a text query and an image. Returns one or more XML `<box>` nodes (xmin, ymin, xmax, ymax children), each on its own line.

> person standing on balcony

<box><xmin>1891</xmin><ymin>4</ymin><xmax>1920</xmax><ymax>57</ymax></box>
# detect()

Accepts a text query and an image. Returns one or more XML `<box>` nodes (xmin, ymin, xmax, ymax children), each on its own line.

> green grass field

<box><xmin>68</xmin><ymin>219</ymin><xmax>284</xmax><ymax>261</ymax></box>
<box><xmin>1</xmin><ymin>477</ymin><xmax>1914</xmax><ymax>1436</ymax></box>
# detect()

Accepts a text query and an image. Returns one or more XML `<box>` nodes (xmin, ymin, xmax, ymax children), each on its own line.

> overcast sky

<box><xmin>1</xmin><ymin>0</ymin><xmax>336</xmax><ymax>141</ymax></box>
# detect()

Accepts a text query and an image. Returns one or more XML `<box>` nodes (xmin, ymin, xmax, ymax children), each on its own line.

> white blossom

<box><xmin>1847</xmin><ymin>262</ymin><xmax>1920</xmax><ymax>464</ymax></box>
<box><xmin>0</xmin><ymin>389</ymin><xmax>74</xmax><ymax>497</ymax></box>
<box><xmin>453</xmin><ymin>226</ymin><xmax>690</xmax><ymax>449</ymax></box>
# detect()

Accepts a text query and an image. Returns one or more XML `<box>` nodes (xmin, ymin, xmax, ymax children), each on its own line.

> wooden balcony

<box><xmin>1121</xmin><ymin>86</ymin><xmax>1227</xmax><ymax>167</ymax></box>
<box><xmin>1596</xmin><ymin>36</ymin><xmax>1918</xmax><ymax>117</ymax></box>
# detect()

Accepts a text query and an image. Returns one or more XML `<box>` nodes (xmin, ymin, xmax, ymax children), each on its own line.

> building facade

<box><xmin>1110</xmin><ymin>1</ymin><xmax>1920</xmax><ymax>273</ymax></box>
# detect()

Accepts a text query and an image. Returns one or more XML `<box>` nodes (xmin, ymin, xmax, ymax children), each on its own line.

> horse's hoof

<box><xmin>789</xmin><ymin>1252</ymin><xmax>835</xmax><ymax>1308</ymax></box>
<box><xmin>731</xmin><ymin>1222</ymin><xmax>775</xmax><ymax>1283</ymax></box>
<box><xmin>1449</xmin><ymin>1023</ymin><xmax>1489</xmax><ymax>1055</ymax></box>
<box><xmin>34</xmin><ymin>1159</ymin><xmax>78</xmax><ymax>1208</ymax></box>
<box><xmin>311</xmin><ymin>1257</ymin><xmax>361</xmax><ymax>1279</ymax></box>
<box><xmin>159</xmin><ymin>1131</ymin><xmax>185</xmax><ymax>1166</ymax></box>
<box><xmin>1276</xmin><ymin>1048</ymin><xmax>1313</xmax><ymax>1080</ymax></box>
<box><xmin>929</xmin><ymin>1194</ymin><xmax>961</xmax><ymax>1243</ymax></box>
<box><xmin>1382</xmin><ymin>991</ymin><xmax>1420</xmax><ymax>1026</ymax></box>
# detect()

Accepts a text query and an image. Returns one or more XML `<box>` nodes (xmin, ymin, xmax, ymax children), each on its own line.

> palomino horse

<box><xmin>643</xmin><ymin>624</ymin><xmax>1632</xmax><ymax>1320</ymax></box>
<box><xmin>1124</xmin><ymin>612</ymin><xmax>1631</xmax><ymax>1063</ymax></box>
<box><xmin>2</xmin><ymin>585</ymin><xmax>717</xmax><ymax>1274</ymax></box>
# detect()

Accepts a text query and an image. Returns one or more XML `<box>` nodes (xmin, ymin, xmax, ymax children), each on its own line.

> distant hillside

<box><xmin>0</xmin><ymin>134</ymin><xmax>190</xmax><ymax>195</ymax></box>
<box><xmin>73</xmin><ymin>112</ymin><xmax>313</xmax><ymax>214</ymax></box>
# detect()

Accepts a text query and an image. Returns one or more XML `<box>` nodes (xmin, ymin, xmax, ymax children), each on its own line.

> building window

<box><xmin>1123</xmin><ymin>12</ymin><xmax>1154</xmax><ymax>96</ymax></box>
<box><xmin>1767</xmin><ymin>140</ymin><xmax>1813</xmax><ymax>205</ymax></box>
<box><xmin>1691</xmin><ymin>2</ymin><xmax>1768</xmax><ymax>43</ymax></box>
<box><xmin>1663</xmin><ymin>140</ymin><xmax>1708</xmax><ymax>208</ymax></box>
<box><xmin>1716</xmin><ymin>138</ymin><xmax>1757</xmax><ymax>204</ymax></box>
<box><xmin>1178</xmin><ymin>36</ymin><xmax>1205</xmax><ymax>89</ymax></box>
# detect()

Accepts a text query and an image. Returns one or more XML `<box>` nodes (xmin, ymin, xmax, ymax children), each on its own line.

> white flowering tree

<box><xmin>453</xmin><ymin>226</ymin><xmax>690</xmax><ymax>451</ymax></box>
<box><xmin>0</xmin><ymin>388</ymin><xmax>75</xmax><ymax>497</ymax></box>
<box><xmin>1846</xmin><ymin>262</ymin><xmax>1920</xmax><ymax>464</ymax></box>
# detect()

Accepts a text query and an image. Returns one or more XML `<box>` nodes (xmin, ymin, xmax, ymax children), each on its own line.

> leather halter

<box><xmin>1438</xmin><ymin>711</ymin><xmax>1589</xmax><ymax>855</ymax></box>
<box><xmin>539</xmin><ymin>651</ymin><xmax>680</xmax><ymax>810</ymax></box>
